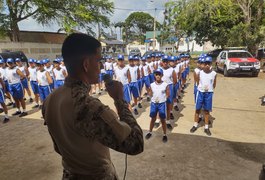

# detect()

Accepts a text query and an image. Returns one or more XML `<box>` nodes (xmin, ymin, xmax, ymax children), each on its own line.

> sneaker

<box><xmin>19</xmin><ymin>112</ymin><xmax>28</xmax><ymax>117</ymax></box>
<box><xmin>181</xmin><ymin>90</ymin><xmax>184</xmax><ymax>93</ymax></box>
<box><xmin>144</xmin><ymin>92</ymin><xmax>148</xmax><ymax>96</ymax></box>
<box><xmin>147</xmin><ymin>97</ymin><xmax>151</xmax><ymax>102</ymax></box>
<box><xmin>204</xmin><ymin>128</ymin><xmax>211</xmax><ymax>136</ymax></box>
<box><xmin>12</xmin><ymin>111</ymin><xmax>21</xmax><ymax>116</ymax></box>
<box><xmin>190</xmin><ymin>126</ymin><xmax>197</xmax><ymax>133</ymax></box>
<box><xmin>162</xmin><ymin>135</ymin><xmax>168</xmax><ymax>143</ymax></box>
<box><xmin>32</xmin><ymin>104</ymin><xmax>39</xmax><ymax>108</ymax></box>
<box><xmin>138</xmin><ymin>103</ymin><xmax>142</xmax><ymax>108</ymax></box>
<box><xmin>29</xmin><ymin>98</ymin><xmax>34</xmax><ymax>103</ymax></box>
<box><xmin>167</xmin><ymin>123</ymin><xmax>173</xmax><ymax>130</ymax></box>
<box><xmin>170</xmin><ymin>113</ymin><xmax>174</xmax><ymax>120</ymax></box>
<box><xmin>154</xmin><ymin>122</ymin><xmax>160</xmax><ymax>128</ymax></box>
<box><xmin>24</xmin><ymin>98</ymin><xmax>27</xmax><ymax>101</ymax></box>
<box><xmin>174</xmin><ymin>105</ymin><xmax>179</xmax><ymax>111</ymax></box>
<box><xmin>12</xmin><ymin>103</ymin><xmax>16</xmax><ymax>108</ymax></box>
<box><xmin>3</xmin><ymin>118</ymin><xmax>10</xmax><ymax>123</ymax></box>
<box><xmin>198</xmin><ymin>117</ymin><xmax>203</xmax><ymax>123</ymax></box>
<box><xmin>7</xmin><ymin>102</ymin><xmax>13</xmax><ymax>106</ymax></box>
<box><xmin>176</xmin><ymin>99</ymin><xmax>179</xmax><ymax>103</ymax></box>
<box><xmin>98</xmin><ymin>92</ymin><xmax>102</xmax><ymax>95</ymax></box>
<box><xmin>145</xmin><ymin>133</ymin><xmax>152</xmax><ymax>139</ymax></box>
<box><xmin>0</xmin><ymin>108</ymin><xmax>3</xmax><ymax>113</ymax></box>
<box><xmin>134</xmin><ymin>109</ymin><xmax>139</xmax><ymax>115</ymax></box>
<box><xmin>178</xmin><ymin>96</ymin><xmax>181</xmax><ymax>99</ymax></box>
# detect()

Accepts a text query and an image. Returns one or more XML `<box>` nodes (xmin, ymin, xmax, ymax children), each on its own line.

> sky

<box><xmin>18</xmin><ymin>0</ymin><xmax>168</xmax><ymax>39</ymax></box>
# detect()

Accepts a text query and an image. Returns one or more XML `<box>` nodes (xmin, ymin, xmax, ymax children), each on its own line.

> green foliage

<box><xmin>166</xmin><ymin>0</ymin><xmax>265</xmax><ymax>53</ymax></box>
<box><xmin>0</xmin><ymin>0</ymin><xmax>113</xmax><ymax>41</ymax></box>
<box><xmin>123</xmin><ymin>11</ymin><xmax>161</xmax><ymax>44</ymax></box>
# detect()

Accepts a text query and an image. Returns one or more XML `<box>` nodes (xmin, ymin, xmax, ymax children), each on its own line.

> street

<box><xmin>0</xmin><ymin>73</ymin><xmax>265</xmax><ymax>180</ymax></box>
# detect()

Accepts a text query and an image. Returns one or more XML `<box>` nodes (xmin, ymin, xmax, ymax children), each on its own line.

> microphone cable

<box><xmin>123</xmin><ymin>154</ymin><xmax>128</xmax><ymax>180</ymax></box>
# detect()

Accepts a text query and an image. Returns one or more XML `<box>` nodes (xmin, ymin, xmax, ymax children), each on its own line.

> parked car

<box><xmin>129</xmin><ymin>49</ymin><xmax>141</xmax><ymax>57</ymax></box>
<box><xmin>256</xmin><ymin>48</ymin><xmax>265</xmax><ymax>72</ymax></box>
<box><xmin>216</xmin><ymin>49</ymin><xmax>260</xmax><ymax>77</ymax></box>
<box><xmin>0</xmin><ymin>51</ymin><xmax>28</xmax><ymax>63</ymax></box>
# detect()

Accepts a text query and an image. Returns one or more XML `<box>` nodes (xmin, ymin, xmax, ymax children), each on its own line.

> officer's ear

<box><xmin>83</xmin><ymin>57</ymin><xmax>90</xmax><ymax>73</ymax></box>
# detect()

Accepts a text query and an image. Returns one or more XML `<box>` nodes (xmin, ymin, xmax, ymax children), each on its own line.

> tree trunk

<box><xmin>10</xmin><ymin>21</ymin><xmax>20</xmax><ymax>42</ymax></box>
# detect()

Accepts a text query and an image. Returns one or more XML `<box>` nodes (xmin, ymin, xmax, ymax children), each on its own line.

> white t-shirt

<box><xmin>161</xmin><ymin>67</ymin><xmax>174</xmax><ymax>85</ymax></box>
<box><xmin>18</xmin><ymin>66</ymin><xmax>26</xmax><ymax>76</ymax></box>
<box><xmin>197</xmin><ymin>70</ymin><xmax>217</xmax><ymax>92</ymax></box>
<box><xmin>151</xmin><ymin>81</ymin><xmax>168</xmax><ymax>103</ymax></box>
<box><xmin>6</xmin><ymin>67</ymin><xmax>21</xmax><ymax>84</ymax></box>
<box><xmin>147</xmin><ymin>62</ymin><xmax>154</xmax><ymax>73</ymax></box>
<box><xmin>0</xmin><ymin>67</ymin><xmax>7</xmax><ymax>81</ymax></box>
<box><xmin>45</xmin><ymin>65</ymin><xmax>54</xmax><ymax>78</ymax></box>
<box><xmin>114</xmin><ymin>66</ymin><xmax>129</xmax><ymax>85</ymax></box>
<box><xmin>105</xmin><ymin>62</ymin><xmax>113</xmax><ymax>70</ymax></box>
<box><xmin>28</xmin><ymin>67</ymin><xmax>38</xmax><ymax>81</ymax></box>
<box><xmin>37</xmin><ymin>70</ymin><xmax>49</xmax><ymax>86</ymax></box>
<box><xmin>128</xmin><ymin>65</ymin><xmax>138</xmax><ymax>82</ymax></box>
<box><xmin>142</xmin><ymin>64</ymin><xmax>149</xmax><ymax>76</ymax></box>
<box><xmin>53</xmin><ymin>68</ymin><xmax>65</xmax><ymax>81</ymax></box>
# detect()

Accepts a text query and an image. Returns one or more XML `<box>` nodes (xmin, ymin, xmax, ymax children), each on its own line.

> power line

<box><xmin>114</xmin><ymin>7</ymin><xmax>165</xmax><ymax>11</ymax></box>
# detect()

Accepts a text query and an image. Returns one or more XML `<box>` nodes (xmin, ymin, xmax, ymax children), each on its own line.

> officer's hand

<box><xmin>105</xmin><ymin>80</ymin><xmax>124</xmax><ymax>100</ymax></box>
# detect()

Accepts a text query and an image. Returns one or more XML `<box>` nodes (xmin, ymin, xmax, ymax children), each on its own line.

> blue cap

<box><xmin>141</xmin><ymin>56</ymin><xmax>146</xmax><ymax>61</ymax></box>
<box><xmin>0</xmin><ymin>59</ymin><xmax>4</xmax><ymax>64</ymax></box>
<box><xmin>158</xmin><ymin>53</ymin><xmax>161</xmax><ymax>57</ymax></box>
<box><xmin>7</xmin><ymin>58</ymin><xmax>14</xmax><ymax>63</ymax></box>
<box><xmin>53</xmin><ymin>58</ymin><xmax>61</xmax><ymax>63</ymax></box>
<box><xmin>128</xmin><ymin>55</ymin><xmax>134</xmax><ymax>60</ymax></box>
<box><xmin>180</xmin><ymin>54</ymin><xmax>185</xmax><ymax>58</ymax></box>
<box><xmin>134</xmin><ymin>56</ymin><xmax>139</xmax><ymax>60</ymax></box>
<box><xmin>28</xmin><ymin>58</ymin><xmax>35</xmax><ymax>63</ymax></box>
<box><xmin>36</xmin><ymin>60</ymin><xmax>45</xmax><ymax>65</ymax></box>
<box><xmin>15</xmin><ymin>58</ymin><xmax>21</xmax><ymax>62</ymax></box>
<box><xmin>169</xmin><ymin>56</ymin><xmax>176</xmax><ymax>61</ymax></box>
<box><xmin>151</xmin><ymin>53</ymin><xmax>155</xmax><ymax>57</ymax></box>
<box><xmin>117</xmin><ymin>54</ymin><xmax>124</xmax><ymax>60</ymax></box>
<box><xmin>154</xmin><ymin>68</ymin><xmax>163</xmax><ymax>75</ymax></box>
<box><xmin>184</xmin><ymin>54</ymin><xmax>189</xmax><ymax>58</ymax></box>
<box><xmin>147</xmin><ymin>54</ymin><xmax>151</xmax><ymax>58</ymax></box>
<box><xmin>205</xmin><ymin>56</ymin><xmax>213</xmax><ymax>62</ymax></box>
<box><xmin>42</xmin><ymin>59</ymin><xmax>47</xmax><ymax>64</ymax></box>
<box><xmin>176</xmin><ymin>56</ymin><xmax>180</xmax><ymax>61</ymax></box>
<box><xmin>162</xmin><ymin>55</ymin><xmax>169</xmax><ymax>60</ymax></box>
<box><xmin>46</xmin><ymin>58</ymin><xmax>50</xmax><ymax>63</ymax></box>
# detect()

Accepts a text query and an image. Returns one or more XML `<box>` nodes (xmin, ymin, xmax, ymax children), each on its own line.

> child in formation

<box><xmin>0</xmin><ymin>57</ymin><xmax>67</xmax><ymax>123</ymax></box>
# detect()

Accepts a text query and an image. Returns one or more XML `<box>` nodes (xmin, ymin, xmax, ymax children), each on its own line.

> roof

<box><xmin>101</xmin><ymin>39</ymin><xmax>125</xmax><ymax>45</ymax></box>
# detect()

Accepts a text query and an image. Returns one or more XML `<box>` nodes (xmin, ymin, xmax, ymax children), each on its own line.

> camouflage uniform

<box><xmin>43</xmin><ymin>77</ymin><xmax>144</xmax><ymax>180</ymax></box>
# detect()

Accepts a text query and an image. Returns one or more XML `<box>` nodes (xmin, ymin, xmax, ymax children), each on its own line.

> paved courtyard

<box><xmin>0</xmin><ymin>73</ymin><xmax>265</xmax><ymax>180</ymax></box>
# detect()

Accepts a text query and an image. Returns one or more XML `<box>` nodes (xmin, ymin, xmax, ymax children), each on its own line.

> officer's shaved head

<box><xmin>62</xmin><ymin>33</ymin><xmax>101</xmax><ymax>75</ymax></box>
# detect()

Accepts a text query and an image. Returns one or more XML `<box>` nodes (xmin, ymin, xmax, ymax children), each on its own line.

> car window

<box><xmin>228</xmin><ymin>52</ymin><xmax>253</xmax><ymax>58</ymax></box>
<box><xmin>221</xmin><ymin>52</ymin><xmax>226</xmax><ymax>59</ymax></box>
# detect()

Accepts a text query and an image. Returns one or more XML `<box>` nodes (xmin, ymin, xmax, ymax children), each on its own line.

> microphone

<box><xmin>103</xmin><ymin>74</ymin><xmax>113</xmax><ymax>86</ymax></box>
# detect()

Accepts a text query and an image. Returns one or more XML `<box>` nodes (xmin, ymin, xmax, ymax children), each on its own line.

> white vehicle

<box><xmin>216</xmin><ymin>50</ymin><xmax>260</xmax><ymax>77</ymax></box>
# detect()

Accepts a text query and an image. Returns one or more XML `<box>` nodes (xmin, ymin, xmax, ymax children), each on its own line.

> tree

<box><xmin>0</xmin><ymin>0</ymin><xmax>113</xmax><ymax>41</ymax></box>
<box><xmin>166</xmin><ymin>0</ymin><xmax>265</xmax><ymax>54</ymax></box>
<box><xmin>124</xmin><ymin>12</ymin><xmax>161</xmax><ymax>44</ymax></box>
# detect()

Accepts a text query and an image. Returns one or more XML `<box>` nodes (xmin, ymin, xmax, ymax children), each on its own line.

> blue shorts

<box><xmin>21</xmin><ymin>78</ymin><xmax>29</xmax><ymax>89</ymax></box>
<box><xmin>129</xmin><ymin>82</ymin><xmax>140</xmax><ymax>98</ymax></box>
<box><xmin>106</xmin><ymin>70</ymin><xmax>113</xmax><ymax>80</ymax></box>
<box><xmin>30</xmin><ymin>81</ymin><xmax>39</xmax><ymax>94</ymax></box>
<box><xmin>187</xmin><ymin>67</ymin><xmax>190</xmax><ymax>73</ymax></box>
<box><xmin>4</xmin><ymin>80</ymin><xmax>10</xmax><ymax>93</ymax></box>
<box><xmin>123</xmin><ymin>84</ymin><xmax>131</xmax><ymax>103</ymax></box>
<box><xmin>99</xmin><ymin>73</ymin><xmax>105</xmax><ymax>83</ymax></box>
<box><xmin>195</xmin><ymin>91</ymin><xmax>213</xmax><ymax>111</ymax></box>
<box><xmin>173</xmin><ymin>83</ymin><xmax>179</xmax><ymax>98</ymax></box>
<box><xmin>0</xmin><ymin>88</ymin><xmax>5</xmax><ymax>103</ymax></box>
<box><xmin>149</xmin><ymin>73</ymin><xmax>155</xmax><ymax>83</ymax></box>
<box><xmin>142</xmin><ymin>76</ymin><xmax>150</xmax><ymax>88</ymax></box>
<box><xmin>49</xmin><ymin>77</ymin><xmax>54</xmax><ymax>90</ymax></box>
<box><xmin>166</xmin><ymin>84</ymin><xmax>174</xmax><ymax>104</ymax></box>
<box><xmin>194</xmin><ymin>84</ymin><xmax>198</xmax><ymax>102</ymax></box>
<box><xmin>39</xmin><ymin>85</ymin><xmax>51</xmax><ymax>101</ymax></box>
<box><xmin>181</xmin><ymin>72</ymin><xmax>185</xmax><ymax>79</ymax></box>
<box><xmin>150</xmin><ymin>102</ymin><xmax>167</xmax><ymax>119</ymax></box>
<box><xmin>9</xmin><ymin>83</ymin><xmax>24</xmax><ymax>99</ymax></box>
<box><xmin>137</xmin><ymin>79</ymin><xmax>142</xmax><ymax>93</ymax></box>
<box><xmin>54</xmin><ymin>80</ymin><xmax>64</xmax><ymax>89</ymax></box>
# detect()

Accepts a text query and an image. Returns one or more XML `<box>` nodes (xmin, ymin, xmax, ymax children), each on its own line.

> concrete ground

<box><xmin>0</xmin><ymin>73</ymin><xmax>265</xmax><ymax>180</ymax></box>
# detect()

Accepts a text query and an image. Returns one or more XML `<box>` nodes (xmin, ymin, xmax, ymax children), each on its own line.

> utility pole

<box><xmin>153</xmin><ymin>8</ymin><xmax>157</xmax><ymax>51</ymax></box>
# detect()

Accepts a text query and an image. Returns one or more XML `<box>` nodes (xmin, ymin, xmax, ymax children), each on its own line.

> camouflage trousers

<box><xmin>62</xmin><ymin>169</ymin><xmax>118</xmax><ymax>180</ymax></box>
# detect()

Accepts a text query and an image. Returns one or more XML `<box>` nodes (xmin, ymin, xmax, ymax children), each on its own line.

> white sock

<box><xmin>173</xmin><ymin>102</ymin><xmax>177</xmax><ymax>106</ymax></box>
<box><xmin>163</xmin><ymin>134</ymin><xmax>167</xmax><ymax>136</ymax></box>
<box><xmin>205</xmin><ymin>124</ymin><xmax>209</xmax><ymax>129</ymax></box>
<box><xmin>166</xmin><ymin>120</ymin><xmax>171</xmax><ymax>124</ymax></box>
<box><xmin>17</xmin><ymin>108</ymin><xmax>21</xmax><ymax>112</ymax></box>
<box><xmin>34</xmin><ymin>102</ymin><xmax>39</xmax><ymax>106</ymax></box>
<box><xmin>194</xmin><ymin>122</ymin><xmax>198</xmax><ymax>127</ymax></box>
<box><xmin>4</xmin><ymin>114</ymin><xmax>8</xmax><ymax>118</ymax></box>
<box><xmin>29</xmin><ymin>96</ymin><xmax>32</xmax><ymax>98</ymax></box>
<box><xmin>170</xmin><ymin>110</ymin><xmax>173</xmax><ymax>113</ymax></box>
<box><xmin>155</xmin><ymin>119</ymin><xmax>160</xmax><ymax>123</ymax></box>
<box><xmin>22</xmin><ymin>109</ymin><xmax>26</xmax><ymax>113</ymax></box>
<box><xmin>199</xmin><ymin>114</ymin><xmax>202</xmax><ymax>118</ymax></box>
